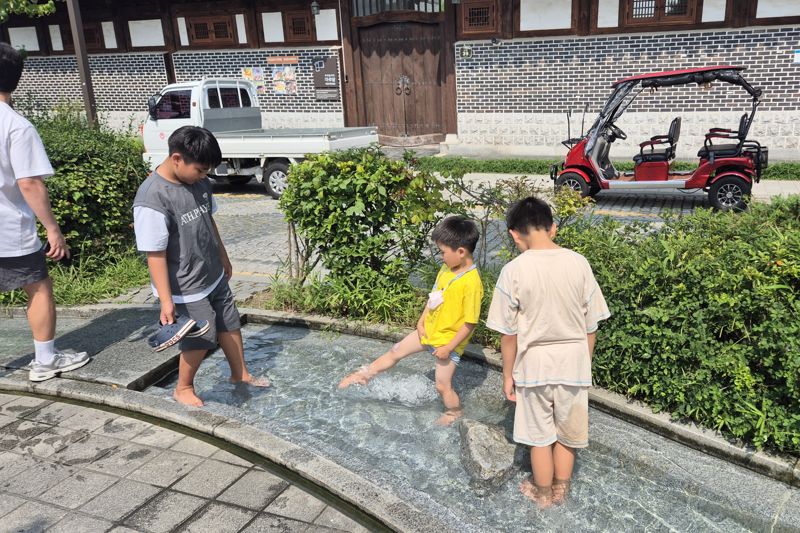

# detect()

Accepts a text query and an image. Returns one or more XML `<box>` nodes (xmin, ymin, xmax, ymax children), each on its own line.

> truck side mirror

<box><xmin>147</xmin><ymin>96</ymin><xmax>159</xmax><ymax>120</ymax></box>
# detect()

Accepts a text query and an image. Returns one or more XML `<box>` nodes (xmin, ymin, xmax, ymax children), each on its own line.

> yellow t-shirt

<box><xmin>421</xmin><ymin>264</ymin><xmax>483</xmax><ymax>355</ymax></box>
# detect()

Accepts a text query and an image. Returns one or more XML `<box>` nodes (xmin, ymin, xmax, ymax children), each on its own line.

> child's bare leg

<box><xmin>218</xmin><ymin>329</ymin><xmax>270</xmax><ymax>387</ymax></box>
<box><xmin>434</xmin><ymin>358</ymin><xmax>462</xmax><ymax>425</ymax></box>
<box><xmin>520</xmin><ymin>445</ymin><xmax>554</xmax><ymax>508</ymax></box>
<box><xmin>551</xmin><ymin>441</ymin><xmax>576</xmax><ymax>505</ymax></box>
<box><xmin>175</xmin><ymin>349</ymin><xmax>207</xmax><ymax>407</ymax></box>
<box><xmin>338</xmin><ymin>330</ymin><xmax>424</xmax><ymax>388</ymax></box>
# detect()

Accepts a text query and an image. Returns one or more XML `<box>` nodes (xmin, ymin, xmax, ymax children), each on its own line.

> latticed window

<box><xmin>187</xmin><ymin>16</ymin><xmax>235</xmax><ymax>45</ymax></box>
<box><xmin>60</xmin><ymin>22</ymin><xmax>106</xmax><ymax>51</ymax></box>
<box><xmin>352</xmin><ymin>0</ymin><xmax>443</xmax><ymax>17</ymax></box>
<box><xmin>625</xmin><ymin>0</ymin><xmax>695</xmax><ymax>25</ymax></box>
<box><xmin>283</xmin><ymin>10</ymin><xmax>314</xmax><ymax>42</ymax></box>
<box><xmin>461</xmin><ymin>0</ymin><xmax>498</xmax><ymax>35</ymax></box>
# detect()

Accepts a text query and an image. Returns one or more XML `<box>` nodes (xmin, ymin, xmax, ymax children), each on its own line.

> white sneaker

<box><xmin>29</xmin><ymin>351</ymin><xmax>91</xmax><ymax>382</ymax></box>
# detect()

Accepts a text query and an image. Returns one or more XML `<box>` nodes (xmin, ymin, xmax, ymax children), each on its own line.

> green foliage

<box><xmin>557</xmin><ymin>197</ymin><xmax>800</xmax><ymax>452</ymax></box>
<box><xmin>416</xmin><ymin>156</ymin><xmax>800</xmax><ymax>181</ymax></box>
<box><xmin>0</xmin><ymin>0</ymin><xmax>55</xmax><ymax>22</ymax></box>
<box><xmin>280</xmin><ymin>145</ymin><xmax>447</xmax><ymax>282</ymax></box>
<box><xmin>24</xmin><ymin>105</ymin><xmax>149</xmax><ymax>256</ymax></box>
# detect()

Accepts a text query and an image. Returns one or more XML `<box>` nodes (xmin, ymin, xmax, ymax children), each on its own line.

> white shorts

<box><xmin>513</xmin><ymin>384</ymin><xmax>589</xmax><ymax>449</ymax></box>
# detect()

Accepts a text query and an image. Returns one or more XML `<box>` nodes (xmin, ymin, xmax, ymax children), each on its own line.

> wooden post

<box><xmin>65</xmin><ymin>0</ymin><xmax>97</xmax><ymax>126</ymax></box>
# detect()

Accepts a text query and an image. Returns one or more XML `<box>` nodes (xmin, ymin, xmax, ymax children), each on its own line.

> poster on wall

<box><xmin>241</xmin><ymin>67</ymin><xmax>267</xmax><ymax>95</ymax></box>
<box><xmin>267</xmin><ymin>56</ymin><xmax>299</xmax><ymax>96</ymax></box>
<box><xmin>312</xmin><ymin>56</ymin><xmax>340</xmax><ymax>101</ymax></box>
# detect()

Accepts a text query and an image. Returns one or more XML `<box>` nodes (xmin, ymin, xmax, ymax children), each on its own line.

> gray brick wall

<box><xmin>455</xmin><ymin>27</ymin><xmax>800</xmax><ymax>114</ymax></box>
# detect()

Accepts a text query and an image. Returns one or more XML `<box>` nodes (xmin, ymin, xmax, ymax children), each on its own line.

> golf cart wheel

<box><xmin>555</xmin><ymin>172</ymin><xmax>590</xmax><ymax>197</ymax></box>
<box><xmin>708</xmin><ymin>175</ymin><xmax>750</xmax><ymax>212</ymax></box>
<box><xmin>264</xmin><ymin>161</ymin><xmax>289</xmax><ymax>199</ymax></box>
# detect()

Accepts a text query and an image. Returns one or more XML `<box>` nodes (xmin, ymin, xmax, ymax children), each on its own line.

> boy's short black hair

<box><xmin>431</xmin><ymin>215</ymin><xmax>480</xmax><ymax>254</ymax></box>
<box><xmin>168</xmin><ymin>126</ymin><xmax>222</xmax><ymax>167</ymax></box>
<box><xmin>506</xmin><ymin>196</ymin><xmax>554</xmax><ymax>234</ymax></box>
<box><xmin>0</xmin><ymin>43</ymin><xmax>25</xmax><ymax>94</ymax></box>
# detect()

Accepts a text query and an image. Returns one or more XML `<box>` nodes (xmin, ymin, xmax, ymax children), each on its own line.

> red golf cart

<box><xmin>551</xmin><ymin>66</ymin><xmax>768</xmax><ymax>211</ymax></box>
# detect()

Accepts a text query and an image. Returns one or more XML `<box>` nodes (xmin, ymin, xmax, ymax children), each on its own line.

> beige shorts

<box><xmin>514</xmin><ymin>384</ymin><xmax>589</xmax><ymax>449</ymax></box>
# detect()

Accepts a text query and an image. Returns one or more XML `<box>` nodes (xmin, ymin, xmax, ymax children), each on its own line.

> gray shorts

<box><xmin>175</xmin><ymin>280</ymin><xmax>241</xmax><ymax>351</ymax></box>
<box><xmin>0</xmin><ymin>248</ymin><xmax>49</xmax><ymax>292</ymax></box>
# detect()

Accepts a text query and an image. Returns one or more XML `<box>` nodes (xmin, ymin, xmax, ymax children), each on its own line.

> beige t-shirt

<box><xmin>486</xmin><ymin>248</ymin><xmax>610</xmax><ymax>388</ymax></box>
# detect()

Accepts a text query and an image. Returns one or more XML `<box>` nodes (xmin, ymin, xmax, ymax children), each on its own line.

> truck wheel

<box><xmin>708</xmin><ymin>175</ymin><xmax>750</xmax><ymax>212</ymax></box>
<box><xmin>555</xmin><ymin>172</ymin><xmax>590</xmax><ymax>197</ymax></box>
<box><xmin>264</xmin><ymin>162</ymin><xmax>289</xmax><ymax>199</ymax></box>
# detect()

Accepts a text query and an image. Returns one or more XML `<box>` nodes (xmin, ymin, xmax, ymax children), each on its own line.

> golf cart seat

<box><xmin>697</xmin><ymin>113</ymin><xmax>749</xmax><ymax>160</ymax></box>
<box><xmin>633</xmin><ymin>117</ymin><xmax>681</xmax><ymax>164</ymax></box>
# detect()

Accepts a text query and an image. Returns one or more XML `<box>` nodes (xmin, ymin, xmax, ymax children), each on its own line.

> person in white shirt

<box><xmin>0</xmin><ymin>43</ymin><xmax>89</xmax><ymax>381</ymax></box>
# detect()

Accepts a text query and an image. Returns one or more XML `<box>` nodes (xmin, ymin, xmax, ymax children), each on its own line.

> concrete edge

<box><xmin>239</xmin><ymin>307</ymin><xmax>800</xmax><ymax>488</ymax></box>
<box><xmin>0</xmin><ymin>371</ymin><xmax>452</xmax><ymax>533</ymax></box>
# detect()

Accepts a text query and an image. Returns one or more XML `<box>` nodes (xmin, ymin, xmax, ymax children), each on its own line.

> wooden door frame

<box><xmin>344</xmin><ymin>9</ymin><xmax>457</xmax><ymax>136</ymax></box>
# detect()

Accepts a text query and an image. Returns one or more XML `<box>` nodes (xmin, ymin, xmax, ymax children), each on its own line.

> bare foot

<box><xmin>551</xmin><ymin>478</ymin><xmax>571</xmax><ymax>506</ymax></box>
<box><xmin>174</xmin><ymin>386</ymin><xmax>204</xmax><ymax>407</ymax></box>
<box><xmin>434</xmin><ymin>408</ymin><xmax>463</xmax><ymax>426</ymax></box>
<box><xmin>231</xmin><ymin>374</ymin><xmax>271</xmax><ymax>387</ymax></box>
<box><xmin>338</xmin><ymin>366</ymin><xmax>372</xmax><ymax>389</ymax></box>
<box><xmin>520</xmin><ymin>477</ymin><xmax>552</xmax><ymax>509</ymax></box>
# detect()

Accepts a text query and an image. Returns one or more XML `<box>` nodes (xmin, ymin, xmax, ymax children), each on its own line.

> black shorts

<box><xmin>0</xmin><ymin>248</ymin><xmax>49</xmax><ymax>292</ymax></box>
<box><xmin>175</xmin><ymin>279</ymin><xmax>241</xmax><ymax>351</ymax></box>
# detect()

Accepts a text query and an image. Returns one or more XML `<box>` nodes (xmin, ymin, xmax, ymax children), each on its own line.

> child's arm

<box><xmin>210</xmin><ymin>218</ymin><xmax>233</xmax><ymax>279</ymax></box>
<box><xmin>147</xmin><ymin>251</ymin><xmax>175</xmax><ymax>325</ymax></box>
<box><xmin>587</xmin><ymin>331</ymin><xmax>597</xmax><ymax>360</ymax></box>
<box><xmin>432</xmin><ymin>323</ymin><xmax>475</xmax><ymax>359</ymax></box>
<box><xmin>500</xmin><ymin>334</ymin><xmax>517</xmax><ymax>402</ymax></box>
<box><xmin>416</xmin><ymin>305</ymin><xmax>428</xmax><ymax>340</ymax></box>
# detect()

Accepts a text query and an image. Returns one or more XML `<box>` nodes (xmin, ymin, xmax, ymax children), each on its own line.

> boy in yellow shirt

<box><xmin>338</xmin><ymin>216</ymin><xmax>483</xmax><ymax>425</ymax></box>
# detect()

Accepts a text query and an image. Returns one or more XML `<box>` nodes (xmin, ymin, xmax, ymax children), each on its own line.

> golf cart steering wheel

<box><xmin>608</xmin><ymin>123</ymin><xmax>627</xmax><ymax>140</ymax></box>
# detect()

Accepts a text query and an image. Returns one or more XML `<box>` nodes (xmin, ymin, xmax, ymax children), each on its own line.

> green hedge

<box><xmin>416</xmin><ymin>156</ymin><xmax>800</xmax><ymax>181</ymax></box>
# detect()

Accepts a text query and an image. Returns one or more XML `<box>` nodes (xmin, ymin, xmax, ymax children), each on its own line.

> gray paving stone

<box><xmin>0</xmin><ymin>450</ymin><xmax>39</xmax><ymax>482</ymax></box>
<box><xmin>180</xmin><ymin>501</ymin><xmax>256</xmax><ymax>533</ymax></box>
<box><xmin>217</xmin><ymin>469</ymin><xmax>289</xmax><ymax>511</ymax></box>
<box><xmin>127</xmin><ymin>450</ymin><xmax>203</xmax><ymax>487</ymax></box>
<box><xmin>47</xmin><ymin>512</ymin><xmax>115</xmax><ymax>533</ymax></box>
<box><xmin>170</xmin><ymin>436</ymin><xmax>218</xmax><ymax>457</ymax></box>
<box><xmin>52</xmin><ymin>433</ymin><xmax>121</xmax><ymax>467</ymax></box>
<box><xmin>84</xmin><ymin>442</ymin><xmax>161</xmax><ymax>477</ymax></box>
<box><xmin>1</xmin><ymin>459</ymin><xmax>75</xmax><ymax>498</ymax></box>
<box><xmin>0</xmin><ymin>492</ymin><xmax>27</xmax><ymax>518</ymax></box>
<box><xmin>59</xmin><ymin>407</ymin><xmax>119</xmax><ymax>432</ymax></box>
<box><xmin>210</xmin><ymin>448</ymin><xmax>254</xmax><ymax>467</ymax></box>
<box><xmin>241</xmin><ymin>512</ymin><xmax>311</xmax><ymax>533</ymax></box>
<box><xmin>0</xmin><ymin>499</ymin><xmax>67</xmax><ymax>533</ymax></box>
<box><xmin>92</xmin><ymin>417</ymin><xmax>151</xmax><ymax>441</ymax></box>
<box><xmin>107</xmin><ymin>527</ymin><xmax>145</xmax><ymax>533</ymax></box>
<box><xmin>80</xmin><ymin>478</ymin><xmax>161</xmax><ymax>521</ymax></box>
<box><xmin>0</xmin><ymin>396</ymin><xmax>51</xmax><ymax>417</ymax></box>
<box><xmin>38</xmin><ymin>469</ymin><xmax>118</xmax><ymax>509</ymax></box>
<box><xmin>130</xmin><ymin>425</ymin><xmax>185</xmax><ymax>449</ymax></box>
<box><xmin>11</xmin><ymin>426</ymin><xmax>87</xmax><ymax>459</ymax></box>
<box><xmin>22</xmin><ymin>401</ymin><xmax>84</xmax><ymax>425</ymax></box>
<box><xmin>313</xmin><ymin>506</ymin><xmax>370</xmax><ymax>533</ymax></box>
<box><xmin>171</xmin><ymin>459</ymin><xmax>247</xmax><ymax>498</ymax></box>
<box><xmin>0</xmin><ymin>393</ymin><xmax>19</xmax><ymax>406</ymax></box>
<box><xmin>0</xmin><ymin>412</ymin><xmax>16</xmax><ymax>428</ymax></box>
<box><xmin>0</xmin><ymin>419</ymin><xmax>52</xmax><ymax>450</ymax></box>
<box><xmin>124</xmin><ymin>489</ymin><xmax>206</xmax><ymax>533</ymax></box>
<box><xmin>264</xmin><ymin>486</ymin><xmax>327</xmax><ymax>523</ymax></box>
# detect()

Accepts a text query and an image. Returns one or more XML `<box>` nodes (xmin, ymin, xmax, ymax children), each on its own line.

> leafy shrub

<box><xmin>280</xmin><ymin>146</ymin><xmax>447</xmax><ymax>282</ymax></box>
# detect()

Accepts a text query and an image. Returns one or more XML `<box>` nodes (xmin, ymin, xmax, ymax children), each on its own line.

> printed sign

<box><xmin>795</xmin><ymin>50</ymin><xmax>800</xmax><ymax>63</ymax></box>
<box><xmin>312</xmin><ymin>56</ymin><xmax>338</xmax><ymax>88</ymax></box>
<box><xmin>267</xmin><ymin>56</ymin><xmax>299</xmax><ymax>65</ymax></box>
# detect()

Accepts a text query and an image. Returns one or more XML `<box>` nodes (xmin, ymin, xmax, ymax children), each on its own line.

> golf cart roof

<box><xmin>612</xmin><ymin>66</ymin><xmax>744</xmax><ymax>87</ymax></box>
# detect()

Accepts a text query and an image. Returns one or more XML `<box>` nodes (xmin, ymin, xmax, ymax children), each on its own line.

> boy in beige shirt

<box><xmin>486</xmin><ymin>196</ymin><xmax>609</xmax><ymax>508</ymax></box>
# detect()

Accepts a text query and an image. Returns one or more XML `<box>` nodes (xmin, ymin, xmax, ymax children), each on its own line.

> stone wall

<box><xmin>453</xmin><ymin>26</ymin><xmax>800</xmax><ymax>159</ymax></box>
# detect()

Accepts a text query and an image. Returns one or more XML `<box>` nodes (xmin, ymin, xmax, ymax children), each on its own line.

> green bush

<box><xmin>416</xmin><ymin>156</ymin><xmax>800</xmax><ymax>180</ymax></box>
<box><xmin>280</xmin><ymin>146</ymin><xmax>447</xmax><ymax>282</ymax></box>
<box><xmin>28</xmin><ymin>106</ymin><xmax>149</xmax><ymax>255</ymax></box>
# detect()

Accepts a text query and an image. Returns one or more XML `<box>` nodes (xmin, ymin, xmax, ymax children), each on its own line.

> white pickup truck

<box><xmin>142</xmin><ymin>79</ymin><xmax>378</xmax><ymax>198</ymax></box>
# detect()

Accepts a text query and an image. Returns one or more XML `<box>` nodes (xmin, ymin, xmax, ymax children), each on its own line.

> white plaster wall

<box><xmin>128</xmin><ymin>20</ymin><xmax>165</xmax><ymax>47</ymax></box>
<box><xmin>235</xmin><ymin>14</ymin><xmax>247</xmax><ymax>44</ymax></box>
<box><xmin>262</xmin><ymin>13</ymin><xmax>285</xmax><ymax>43</ymax></box>
<box><xmin>520</xmin><ymin>0</ymin><xmax>572</xmax><ymax>31</ymax></box>
<box><xmin>8</xmin><ymin>27</ymin><xmax>40</xmax><ymax>51</ymax></box>
<box><xmin>453</xmin><ymin>111</ymin><xmax>800</xmax><ymax>160</ymax></box>
<box><xmin>597</xmin><ymin>0</ymin><xmax>620</xmax><ymax>28</ymax></box>
<box><xmin>701</xmin><ymin>0</ymin><xmax>727</xmax><ymax>22</ymax></box>
<box><xmin>177</xmin><ymin>17</ymin><xmax>189</xmax><ymax>46</ymax></box>
<box><xmin>756</xmin><ymin>0</ymin><xmax>800</xmax><ymax>18</ymax></box>
<box><xmin>48</xmin><ymin>25</ymin><xmax>63</xmax><ymax>51</ymax></box>
<box><xmin>101</xmin><ymin>22</ymin><xmax>117</xmax><ymax>49</ymax></box>
<box><xmin>315</xmin><ymin>9</ymin><xmax>339</xmax><ymax>41</ymax></box>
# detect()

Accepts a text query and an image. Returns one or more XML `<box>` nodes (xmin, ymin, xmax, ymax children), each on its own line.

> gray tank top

<box><xmin>133</xmin><ymin>172</ymin><xmax>223</xmax><ymax>297</ymax></box>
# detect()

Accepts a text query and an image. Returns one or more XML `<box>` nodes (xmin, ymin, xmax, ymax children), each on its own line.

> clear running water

<box><xmin>147</xmin><ymin>325</ymin><xmax>799</xmax><ymax>532</ymax></box>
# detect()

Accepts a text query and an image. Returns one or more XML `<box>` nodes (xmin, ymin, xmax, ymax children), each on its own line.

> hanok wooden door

<box><xmin>357</xmin><ymin>22</ymin><xmax>443</xmax><ymax>143</ymax></box>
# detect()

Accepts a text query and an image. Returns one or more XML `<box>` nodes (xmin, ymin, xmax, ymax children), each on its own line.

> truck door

<box><xmin>143</xmin><ymin>89</ymin><xmax>194</xmax><ymax>167</ymax></box>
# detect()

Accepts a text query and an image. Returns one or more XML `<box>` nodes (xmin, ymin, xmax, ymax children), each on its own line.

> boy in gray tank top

<box><xmin>133</xmin><ymin>126</ymin><xmax>269</xmax><ymax>407</ymax></box>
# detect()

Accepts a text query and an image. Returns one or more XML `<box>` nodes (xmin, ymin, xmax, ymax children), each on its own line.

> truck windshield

<box><xmin>207</xmin><ymin>88</ymin><xmax>252</xmax><ymax>108</ymax></box>
<box><xmin>154</xmin><ymin>90</ymin><xmax>192</xmax><ymax>119</ymax></box>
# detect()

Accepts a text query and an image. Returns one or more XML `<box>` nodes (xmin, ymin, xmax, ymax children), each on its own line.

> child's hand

<box><xmin>160</xmin><ymin>301</ymin><xmax>176</xmax><ymax>325</ymax></box>
<box><xmin>432</xmin><ymin>346</ymin><xmax>451</xmax><ymax>360</ymax></box>
<box><xmin>503</xmin><ymin>376</ymin><xmax>516</xmax><ymax>402</ymax></box>
<box><xmin>222</xmin><ymin>256</ymin><xmax>233</xmax><ymax>279</ymax></box>
<box><xmin>416</xmin><ymin>323</ymin><xmax>426</xmax><ymax>341</ymax></box>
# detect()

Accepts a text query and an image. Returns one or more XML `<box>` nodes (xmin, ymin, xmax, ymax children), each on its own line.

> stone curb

<box><xmin>239</xmin><ymin>307</ymin><xmax>800</xmax><ymax>488</ymax></box>
<box><xmin>0</xmin><ymin>370</ymin><xmax>452</xmax><ymax>533</ymax></box>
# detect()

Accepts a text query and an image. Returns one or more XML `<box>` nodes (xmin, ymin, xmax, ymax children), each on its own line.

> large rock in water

<box><xmin>458</xmin><ymin>419</ymin><xmax>518</xmax><ymax>494</ymax></box>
